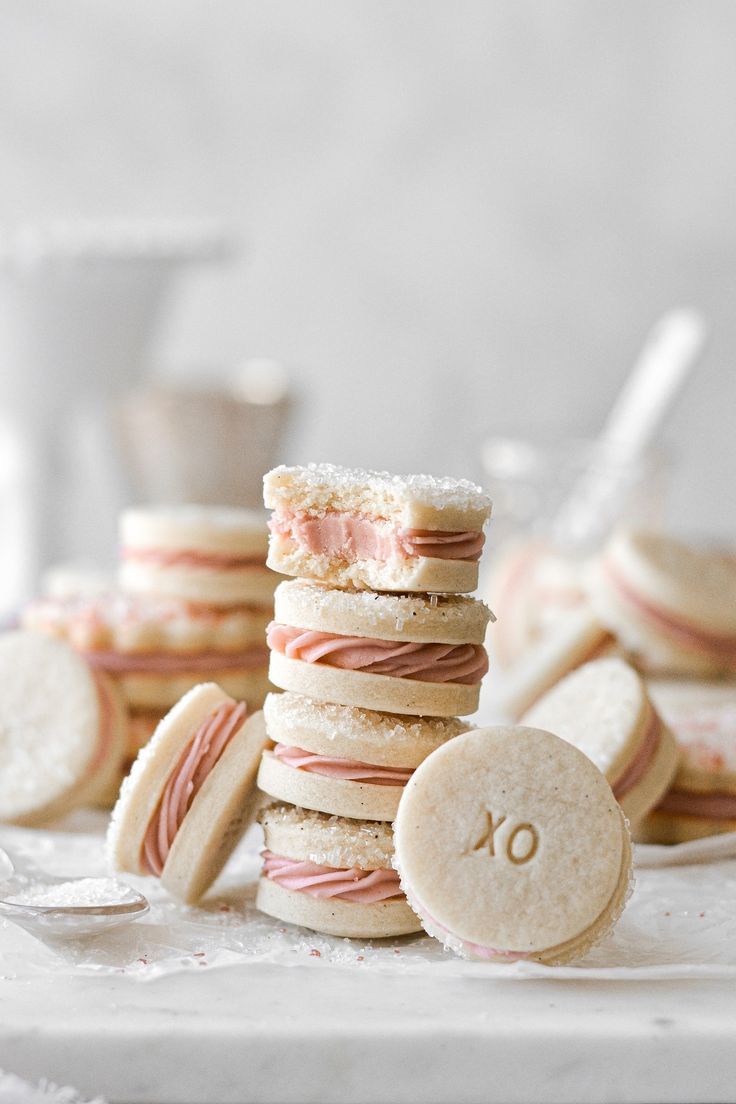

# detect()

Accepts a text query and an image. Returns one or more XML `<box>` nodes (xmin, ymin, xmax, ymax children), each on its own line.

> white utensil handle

<box><xmin>550</xmin><ymin>308</ymin><xmax>707</xmax><ymax>548</ymax></box>
<box><xmin>600</xmin><ymin>308</ymin><xmax>708</xmax><ymax>461</ymax></box>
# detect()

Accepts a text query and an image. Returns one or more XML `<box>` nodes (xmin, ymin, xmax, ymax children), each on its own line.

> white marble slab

<box><xmin>0</xmin><ymin>964</ymin><xmax>734</xmax><ymax>1104</ymax></box>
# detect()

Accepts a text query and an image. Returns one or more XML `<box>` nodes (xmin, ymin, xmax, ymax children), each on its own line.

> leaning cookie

<box><xmin>264</xmin><ymin>463</ymin><xmax>491</xmax><ymax>594</ymax></box>
<box><xmin>108</xmin><ymin>683</ymin><xmax>267</xmax><ymax>903</ymax></box>
<box><xmin>119</xmin><ymin>505</ymin><xmax>278</xmax><ymax>607</ymax></box>
<box><xmin>522</xmin><ymin>658</ymin><xmax>679</xmax><ymax>830</ymax></box>
<box><xmin>586</xmin><ymin>528</ymin><xmax>736</xmax><ymax>677</ymax></box>
<box><xmin>257</xmin><ymin>692</ymin><xmax>468</xmax><ymax>820</ymax></box>
<box><xmin>256</xmin><ymin>803</ymin><xmax>422</xmax><ymax>938</ymax></box>
<box><xmin>267</xmin><ymin>580</ymin><xmax>491</xmax><ymax>717</ymax></box>
<box><xmin>637</xmin><ymin>679</ymin><xmax>736</xmax><ymax>843</ymax></box>
<box><xmin>0</xmin><ymin>631</ymin><xmax>127</xmax><ymax>826</ymax></box>
<box><xmin>394</xmin><ymin>726</ymin><xmax>632</xmax><ymax>964</ymax></box>
<box><xmin>492</xmin><ymin>605</ymin><xmax>617</xmax><ymax>720</ymax></box>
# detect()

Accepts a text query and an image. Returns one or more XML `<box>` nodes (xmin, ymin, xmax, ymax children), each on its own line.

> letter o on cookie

<box><xmin>506</xmin><ymin>822</ymin><xmax>539</xmax><ymax>866</ymax></box>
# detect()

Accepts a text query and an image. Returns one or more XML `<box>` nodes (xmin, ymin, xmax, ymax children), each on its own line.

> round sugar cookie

<box><xmin>0</xmin><ymin>631</ymin><xmax>127</xmax><ymax>826</ymax></box>
<box><xmin>522</xmin><ymin>658</ymin><xmax>679</xmax><ymax>829</ymax></box>
<box><xmin>394</xmin><ymin>726</ymin><xmax>632</xmax><ymax>964</ymax></box>
<box><xmin>108</xmin><ymin>682</ymin><xmax>268</xmax><ymax>903</ymax></box>
<box><xmin>256</xmin><ymin>803</ymin><xmax>421</xmax><ymax>938</ymax></box>
<box><xmin>272</xmin><ymin>579</ymin><xmax>490</xmax><ymax>644</ymax></box>
<box><xmin>258</xmin><ymin>692</ymin><xmax>467</xmax><ymax>820</ymax></box>
<box><xmin>587</xmin><ymin>529</ymin><xmax>736</xmax><ymax>676</ymax></box>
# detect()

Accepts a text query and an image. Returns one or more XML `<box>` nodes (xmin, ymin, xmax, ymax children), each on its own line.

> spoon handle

<box><xmin>550</xmin><ymin>308</ymin><xmax>708</xmax><ymax>549</ymax></box>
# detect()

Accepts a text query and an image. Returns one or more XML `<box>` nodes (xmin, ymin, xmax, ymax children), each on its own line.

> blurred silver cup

<box><xmin>118</xmin><ymin>358</ymin><xmax>292</xmax><ymax>508</ymax></box>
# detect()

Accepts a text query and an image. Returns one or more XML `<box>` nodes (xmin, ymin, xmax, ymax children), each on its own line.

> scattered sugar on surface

<box><xmin>5</xmin><ymin>877</ymin><xmax>138</xmax><ymax>909</ymax></box>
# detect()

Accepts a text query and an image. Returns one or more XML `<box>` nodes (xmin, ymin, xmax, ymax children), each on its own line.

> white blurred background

<box><xmin>0</xmin><ymin>0</ymin><xmax>734</xmax><ymax>584</ymax></box>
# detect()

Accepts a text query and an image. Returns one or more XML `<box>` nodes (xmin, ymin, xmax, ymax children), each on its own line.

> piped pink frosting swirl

<box><xmin>266</xmin><ymin>623</ymin><xmax>488</xmax><ymax>685</ymax></box>
<box><xmin>122</xmin><ymin>548</ymin><xmax>265</xmax><ymax>570</ymax></box>
<box><xmin>604</xmin><ymin>560</ymin><xmax>736</xmax><ymax>666</ymax></box>
<box><xmin>83</xmin><ymin>646</ymin><xmax>268</xmax><ymax>675</ymax></box>
<box><xmin>656</xmin><ymin>789</ymin><xmax>736</xmax><ymax>819</ymax></box>
<box><xmin>142</xmin><ymin>699</ymin><xmax>247</xmax><ymax>876</ymax></box>
<box><xmin>270</xmin><ymin>510</ymin><xmax>484</xmax><ymax>563</ymax></box>
<box><xmin>261</xmin><ymin>850</ymin><xmax>403</xmax><ymax>902</ymax></box>
<box><xmin>272</xmin><ymin>743</ymin><xmax>413</xmax><ymax>786</ymax></box>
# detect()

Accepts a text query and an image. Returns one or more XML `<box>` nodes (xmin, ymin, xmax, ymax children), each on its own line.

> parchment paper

<box><xmin>1</xmin><ymin>811</ymin><xmax>735</xmax><ymax>982</ymax></box>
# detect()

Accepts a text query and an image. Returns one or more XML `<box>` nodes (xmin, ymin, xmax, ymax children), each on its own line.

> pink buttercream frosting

<box><xmin>266</xmin><ymin>623</ymin><xmax>488</xmax><ymax>685</ymax></box>
<box><xmin>604</xmin><ymin>560</ymin><xmax>736</xmax><ymax>666</ymax></box>
<box><xmin>84</xmin><ymin>645</ymin><xmax>268</xmax><ymax>675</ymax></box>
<box><xmin>261</xmin><ymin>850</ymin><xmax>403</xmax><ymax>902</ymax></box>
<box><xmin>609</xmin><ymin>708</ymin><xmax>663</xmax><ymax>799</ymax></box>
<box><xmin>269</xmin><ymin>510</ymin><xmax>484</xmax><ymax>563</ymax></box>
<box><xmin>142</xmin><ymin>699</ymin><xmax>247</xmax><ymax>876</ymax></box>
<box><xmin>272</xmin><ymin>743</ymin><xmax>413</xmax><ymax>786</ymax></box>
<box><xmin>122</xmin><ymin>548</ymin><xmax>265</xmax><ymax>570</ymax></box>
<box><xmin>656</xmin><ymin>788</ymin><xmax>736</xmax><ymax>819</ymax></box>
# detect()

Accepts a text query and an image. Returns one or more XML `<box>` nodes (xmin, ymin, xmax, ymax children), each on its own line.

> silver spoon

<box><xmin>0</xmin><ymin>846</ymin><xmax>149</xmax><ymax>939</ymax></box>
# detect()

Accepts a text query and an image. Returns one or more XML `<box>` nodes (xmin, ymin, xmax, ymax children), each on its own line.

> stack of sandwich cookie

<box><xmin>521</xmin><ymin>658</ymin><xmax>679</xmax><ymax>830</ymax></box>
<box><xmin>22</xmin><ymin>591</ymin><xmax>271</xmax><ymax>764</ymax></box>
<box><xmin>19</xmin><ymin>505</ymin><xmax>277</xmax><ymax>804</ymax></box>
<box><xmin>0</xmin><ymin>631</ymin><xmax>127</xmax><ymax>825</ymax></box>
<box><xmin>638</xmin><ymin>679</ymin><xmax>736</xmax><ymax>843</ymax></box>
<box><xmin>108</xmin><ymin>683</ymin><xmax>268</xmax><ymax>903</ymax></box>
<box><xmin>257</xmin><ymin>462</ymin><xmax>493</xmax><ymax>940</ymax></box>
<box><xmin>394</xmin><ymin>726</ymin><xmax>633</xmax><ymax>964</ymax></box>
<box><xmin>265</xmin><ymin>463</ymin><xmax>491</xmax><ymax>593</ymax></box>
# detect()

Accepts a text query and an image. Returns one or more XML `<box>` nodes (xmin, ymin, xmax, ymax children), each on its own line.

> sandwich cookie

<box><xmin>0</xmin><ymin>631</ymin><xmax>126</xmax><ymax>826</ymax></box>
<box><xmin>587</xmin><ymin>529</ymin><xmax>736</xmax><ymax>677</ymax></box>
<box><xmin>108</xmin><ymin>683</ymin><xmax>268</xmax><ymax>903</ymax></box>
<box><xmin>492</xmin><ymin>605</ymin><xmax>616</xmax><ymax>719</ymax></box>
<box><xmin>22</xmin><ymin>591</ymin><xmax>271</xmax><ymax>711</ymax></box>
<box><xmin>258</xmin><ymin>691</ymin><xmax>469</xmax><ymax>821</ymax></box>
<box><xmin>638</xmin><ymin>679</ymin><xmax>736</xmax><ymax>843</ymax></box>
<box><xmin>257</xmin><ymin>803</ymin><xmax>422</xmax><ymax>938</ymax></box>
<box><xmin>264</xmin><ymin>463</ymin><xmax>491</xmax><ymax>594</ymax></box>
<box><xmin>267</xmin><ymin>580</ymin><xmax>491</xmax><ymax>717</ymax></box>
<box><xmin>522</xmin><ymin>658</ymin><xmax>679</xmax><ymax>829</ymax></box>
<box><xmin>394</xmin><ymin>726</ymin><xmax>632</xmax><ymax>964</ymax></box>
<box><xmin>119</xmin><ymin>505</ymin><xmax>278</xmax><ymax>607</ymax></box>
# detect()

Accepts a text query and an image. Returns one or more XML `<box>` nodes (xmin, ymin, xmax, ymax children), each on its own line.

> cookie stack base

<box><xmin>256</xmin><ymin>878</ymin><xmax>421</xmax><ymax>939</ymax></box>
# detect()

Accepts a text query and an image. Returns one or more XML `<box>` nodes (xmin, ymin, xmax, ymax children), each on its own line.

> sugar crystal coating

<box><xmin>265</xmin><ymin>463</ymin><xmax>491</xmax><ymax>514</ymax></box>
<box><xmin>258</xmin><ymin>803</ymin><xmax>396</xmax><ymax>869</ymax></box>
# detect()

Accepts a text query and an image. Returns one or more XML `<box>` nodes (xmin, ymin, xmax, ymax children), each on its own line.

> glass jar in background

<box><xmin>480</xmin><ymin>436</ymin><xmax>671</xmax><ymax>668</ymax></box>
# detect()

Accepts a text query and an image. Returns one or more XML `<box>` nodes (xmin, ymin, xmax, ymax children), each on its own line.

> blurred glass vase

<box><xmin>0</xmin><ymin>220</ymin><xmax>232</xmax><ymax>617</ymax></box>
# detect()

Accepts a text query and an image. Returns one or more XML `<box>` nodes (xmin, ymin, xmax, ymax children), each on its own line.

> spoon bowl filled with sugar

<box><xmin>0</xmin><ymin>847</ymin><xmax>149</xmax><ymax>940</ymax></box>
